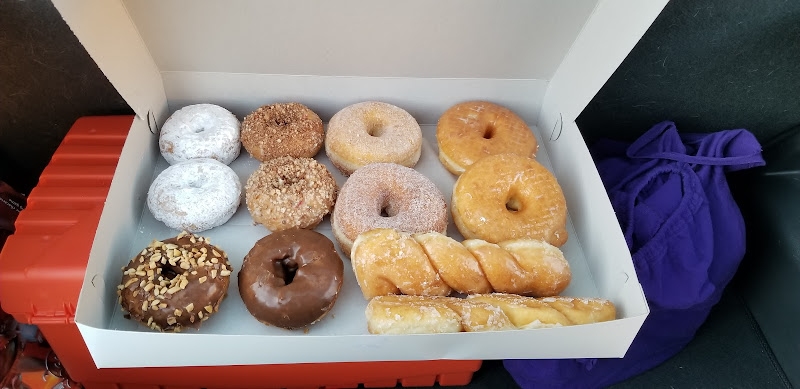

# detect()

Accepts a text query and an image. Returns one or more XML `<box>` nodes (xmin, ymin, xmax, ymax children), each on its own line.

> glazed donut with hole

<box><xmin>437</xmin><ymin>101</ymin><xmax>538</xmax><ymax>175</ymax></box>
<box><xmin>452</xmin><ymin>153</ymin><xmax>568</xmax><ymax>246</ymax></box>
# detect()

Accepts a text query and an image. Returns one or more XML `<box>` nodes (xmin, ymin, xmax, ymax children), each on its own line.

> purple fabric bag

<box><xmin>503</xmin><ymin>121</ymin><xmax>765</xmax><ymax>389</ymax></box>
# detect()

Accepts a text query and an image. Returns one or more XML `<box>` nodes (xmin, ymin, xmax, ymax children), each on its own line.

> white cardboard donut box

<box><xmin>55</xmin><ymin>0</ymin><xmax>666</xmax><ymax>368</ymax></box>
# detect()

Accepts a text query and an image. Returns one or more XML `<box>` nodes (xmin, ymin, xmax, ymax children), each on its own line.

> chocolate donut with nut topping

<box><xmin>117</xmin><ymin>231</ymin><xmax>232</xmax><ymax>332</ymax></box>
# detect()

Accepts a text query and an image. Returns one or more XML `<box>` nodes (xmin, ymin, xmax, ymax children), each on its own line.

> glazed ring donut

<box><xmin>437</xmin><ymin>101</ymin><xmax>538</xmax><ymax>175</ymax></box>
<box><xmin>147</xmin><ymin>158</ymin><xmax>242</xmax><ymax>233</ymax></box>
<box><xmin>245</xmin><ymin>156</ymin><xmax>338</xmax><ymax>231</ymax></box>
<box><xmin>325</xmin><ymin>101</ymin><xmax>422</xmax><ymax>176</ymax></box>
<box><xmin>452</xmin><ymin>154</ymin><xmax>568</xmax><ymax>246</ymax></box>
<box><xmin>331</xmin><ymin>163</ymin><xmax>447</xmax><ymax>256</ymax></box>
<box><xmin>159</xmin><ymin>104</ymin><xmax>241</xmax><ymax>165</ymax></box>
<box><xmin>117</xmin><ymin>231</ymin><xmax>233</xmax><ymax>332</ymax></box>
<box><xmin>238</xmin><ymin>229</ymin><xmax>344</xmax><ymax>329</ymax></box>
<box><xmin>241</xmin><ymin>103</ymin><xmax>324</xmax><ymax>162</ymax></box>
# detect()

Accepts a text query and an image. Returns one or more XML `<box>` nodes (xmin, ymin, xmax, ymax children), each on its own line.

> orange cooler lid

<box><xmin>0</xmin><ymin>116</ymin><xmax>133</xmax><ymax>324</ymax></box>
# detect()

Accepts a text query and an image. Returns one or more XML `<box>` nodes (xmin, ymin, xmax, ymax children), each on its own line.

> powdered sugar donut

<box><xmin>160</xmin><ymin>104</ymin><xmax>241</xmax><ymax>165</ymax></box>
<box><xmin>148</xmin><ymin>158</ymin><xmax>242</xmax><ymax>232</ymax></box>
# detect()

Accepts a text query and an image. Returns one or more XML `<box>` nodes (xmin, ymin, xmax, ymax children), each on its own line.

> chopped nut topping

<box><xmin>174</xmin><ymin>309</ymin><xmax>182</xmax><ymax>317</ymax></box>
<box><xmin>166</xmin><ymin>317</ymin><xmax>177</xmax><ymax>325</ymax></box>
<box><xmin>211</xmin><ymin>270</ymin><xmax>218</xmax><ymax>279</ymax></box>
<box><xmin>220</xmin><ymin>269</ymin><xmax>231</xmax><ymax>277</ymax></box>
<box><xmin>185</xmin><ymin>303</ymin><xmax>194</xmax><ymax>312</ymax></box>
<box><xmin>204</xmin><ymin>305</ymin><xmax>213</xmax><ymax>313</ymax></box>
<box><xmin>198</xmin><ymin>276</ymin><xmax>207</xmax><ymax>284</ymax></box>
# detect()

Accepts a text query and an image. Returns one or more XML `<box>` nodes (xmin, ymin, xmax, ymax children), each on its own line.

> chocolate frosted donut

<box><xmin>117</xmin><ymin>231</ymin><xmax>233</xmax><ymax>332</ymax></box>
<box><xmin>238</xmin><ymin>229</ymin><xmax>344</xmax><ymax>329</ymax></box>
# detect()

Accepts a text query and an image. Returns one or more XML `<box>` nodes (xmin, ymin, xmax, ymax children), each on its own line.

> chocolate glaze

<box><xmin>239</xmin><ymin>229</ymin><xmax>344</xmax><ymax>329</ymax></box>
<box><xmin>118</xmin><ymin>233</ymin><xmax>232</xmax><ymax>332</ymax></box>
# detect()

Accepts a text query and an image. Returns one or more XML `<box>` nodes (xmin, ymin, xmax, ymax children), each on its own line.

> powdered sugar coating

<box><xmin>147</xmin><ymin>159</ymin><xmax>242</xmax><ymax>232</ymax></box>
<box><xmin>159</xmin><ymin>104</ymin><xmax>241</xmax><ymax>165</ymax></box>
<box><xmin>332</xmin><ymin>163</ymin><xmax>447</xmax><ymax>256</ymax></box>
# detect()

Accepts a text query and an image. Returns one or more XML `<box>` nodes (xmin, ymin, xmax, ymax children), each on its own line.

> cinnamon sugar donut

<box><xmin>437</xmin><ymin>101</ymin><xmax>538</xmax><ymax>175</ymax></box>
<box><xmin>452</xmin><ymin>154</ymin><xmax>568</xmax><ymax>246</ymax></box>
<box><xmin>241</xmin><ymin>103</ymin><xmax>324</xmax><ymax>161</ymax></box>
<box><xmin>325</xmin><ymin>101</ymin><xmax>422</xmax><ymax>176</ymax></box>
<box><xmin>331</xmin><ymin>163</ymin><xmax>447</xmax><ymax>256</ymax></box>
<box><xmin>245</xmin><ymin>157</ymin><xmax>337</xmax><ymax>231</ymax></box>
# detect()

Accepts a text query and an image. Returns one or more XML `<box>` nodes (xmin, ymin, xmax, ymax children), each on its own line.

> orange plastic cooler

<box><xmin>0</xmin><ymin>116</ymin><xmax>482</xmax><ymax>388</ymax></box>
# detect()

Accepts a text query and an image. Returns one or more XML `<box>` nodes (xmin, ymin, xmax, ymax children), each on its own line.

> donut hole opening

<box><xmin>378</xmin><ymin>201</ymin><xmax>398</xmax><ymax>218</ymax></box>
<box><xmin>366</xmin><ymin>119</ymin><xmax>387</xmax><ymax>137</ymax></box>
<box><xmin>483</xmin><ymin>124</ymin><xmax>496</xmax><ymax>139</ymax></box>
<box><xmin>274</xmin><ymin>256</ymin><xmax>299</xmax><ymax>285</ymax></box>
<box><xmin>505</xmin><ymin>196</ymin><xmax>523</xmax><ymax>213</ymax></box>
<box><xmin>161</xmin><ymin>266</ymin><xmax>180</xmax><ymax>280</ymax></box>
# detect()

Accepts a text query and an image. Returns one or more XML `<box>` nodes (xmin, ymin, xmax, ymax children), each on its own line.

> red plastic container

<box><xmin>0</xmin><ymin>116</ymin><xmax>482</xmax><ymax>388</ymax></box>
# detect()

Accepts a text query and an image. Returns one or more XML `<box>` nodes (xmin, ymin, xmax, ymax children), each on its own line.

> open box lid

<box><xmin>50</xmin><ymin>0</ymin><xmax>667</xmax><ymax>367</ymax></box>
<box><xmin>53</xmin><ymin>0</ymin><xmax>667</xmax><ymax>129</ymax></box>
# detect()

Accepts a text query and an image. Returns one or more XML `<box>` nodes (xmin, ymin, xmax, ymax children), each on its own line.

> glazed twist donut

<box><xmin>351</xmin><ymin>229</ymin><xmax>571</xmax><ymax>299</ymax></box>
<box><xmin>366</xmin><ymin>294</ymin><xmax>616</xmax><ymax>334</ymax></box>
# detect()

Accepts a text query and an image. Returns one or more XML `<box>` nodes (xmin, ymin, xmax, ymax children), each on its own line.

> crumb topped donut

<box><xmin>239</xmin><ymin>229</ymin><xmax>344</xmax><ymax>329</ymax></box>
<box><xmin>325</xmin><ymin>101</ymin><xmax>422</xmax><ymax>176</ymax></box>
<box><xmin>437</xmin><ymin>101</ymin><xmax>538</xmax><ymax>175</ymax></box>
<box><xmin>147</xmin><ymin>158</ymin><xmax>242</xmax><ymax>233</ymax></box>
<box><xmin>117</xmin><ymin>231</ymin><xmax>233</xmax><ymax>332</ymax></box>
<box><xmin>159</xmin><ymin>104</ymin><xmax>241</xmax><ymax>165</ymax></box>
<box><xmin>241</xmin><ymin>103</ymin><xmax>324</xmax><ymax>161</ymax></box>
<box><xmin>331</xmin><ymin>163</ymin><xmax>447</xmax><ymax>256</ymax></box>
<box><xmin>452</xmin><ymin>154</ymin><xmax>568</xmax><ymax>246</ymax></box>
<box><xmin>245</xmin><ymin>156</ymin><xmax>338</xmax><ymax>231</ymax></box>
